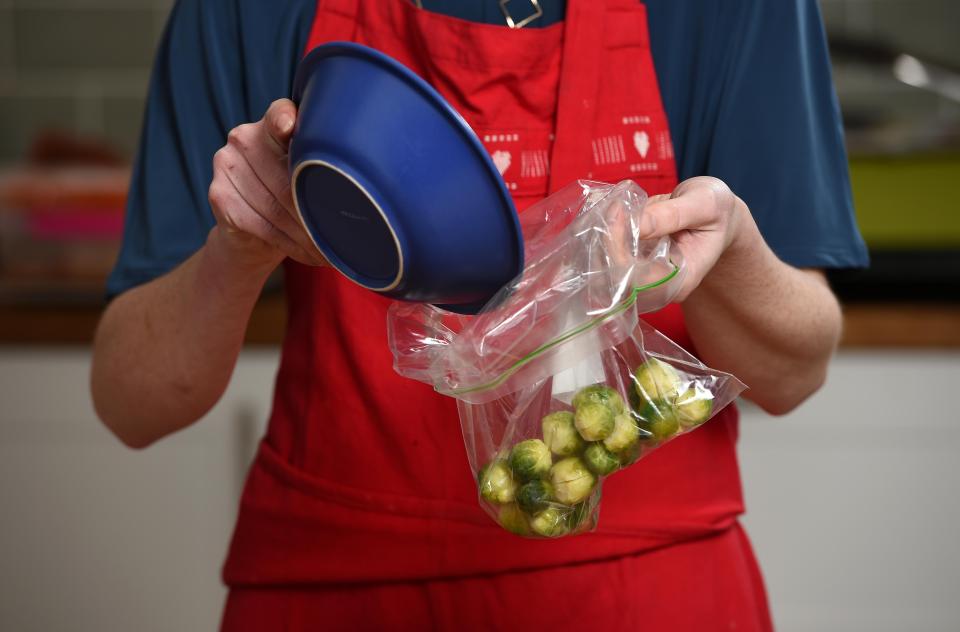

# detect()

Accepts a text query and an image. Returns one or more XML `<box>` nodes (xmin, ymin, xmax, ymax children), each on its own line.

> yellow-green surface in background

<box><xmin>849</xmin><ymin>155</ymin><xmax>960</xmax><ymax>249</ymax></box>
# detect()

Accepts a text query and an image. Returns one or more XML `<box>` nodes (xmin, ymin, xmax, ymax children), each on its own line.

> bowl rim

<box><xmin>290</xmin><ymin>41</ymin><xmax>525</xmax><ymax>303</ymax></box>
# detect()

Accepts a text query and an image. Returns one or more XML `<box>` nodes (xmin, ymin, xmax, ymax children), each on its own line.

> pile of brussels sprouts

<box><xmin>478</xmin><ymin>358</ymin><xmax>715</xmax><ymax>538</ymax></box>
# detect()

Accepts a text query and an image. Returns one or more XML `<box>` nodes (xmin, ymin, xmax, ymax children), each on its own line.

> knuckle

<box><xmin>707</xmin><ymin>181</ymin><xmax>735</xmax><ymax>217</ymax></box>
<box><xmin>227</xmin><ymin>124</ymin><xmax>253</xmax><ymax>151</ymax></box>
<box><xmin>706</xmin><ymin>175</ymin><xmax>730</xmax><ymax>191</ymax></box>
<box><xmin>208</xmin><ymin>181</ymin><xmax>227</xmax><ymax>208</ymax></box>
<box><xmin>212</xmin><ymin>147</ymin><xmax>228</xmax><ymax>170</ymax></box>
<box><xmin>213</xmin><ymin>146</ymin><xmax>239</xmax><ymax>173</ymax></box>
<box><xmin>699</xmin><ymin>175</ymin><xmax>731</xmax><ymax>198</ymax></box>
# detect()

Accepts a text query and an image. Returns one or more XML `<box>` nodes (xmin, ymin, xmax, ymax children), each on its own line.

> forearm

<box><xmin>682</xmin><ymin>199</ymin><xmax>842</xmax><ymax>415</ymax></box>
<box><xmin>91</xmin><ymin>226</ymin><xmax>278</xmax><ymax>447</ymax></box>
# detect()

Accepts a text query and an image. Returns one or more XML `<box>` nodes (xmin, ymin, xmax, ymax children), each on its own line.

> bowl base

<box><xmin>293</xmin><ymin>159</ymin><xmax>403</xmax><ymax>291</ymax></box>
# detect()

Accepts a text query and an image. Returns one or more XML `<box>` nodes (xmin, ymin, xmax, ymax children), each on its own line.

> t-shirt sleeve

<box><xmin>105</xmin><ymin>0</ymin><xmax>315</xmax><ymax>298</ymax></box>
<box><xmin>703</xmin><ymin>0</ymin><xmax>869</xmax><ymax>269</ymax></box>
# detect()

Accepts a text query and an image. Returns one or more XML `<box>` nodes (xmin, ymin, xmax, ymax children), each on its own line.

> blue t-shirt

<box><xmin>106</xmin><ymin>0</ymin><xmax>868</xmax><ymax>297</ymax></box>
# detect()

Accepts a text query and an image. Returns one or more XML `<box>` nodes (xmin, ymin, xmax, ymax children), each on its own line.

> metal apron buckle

<box><xmin>499</xmin><ymin>0</ymin><xmax>544</xmax><ymax>28</ymax></box>
<box><xmin>410</xmin><ymin>1</ymin><xmax>544</xmax><ymax>29</ymax></box>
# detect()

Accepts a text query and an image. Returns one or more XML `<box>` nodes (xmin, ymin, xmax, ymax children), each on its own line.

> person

<box><xmin>90</xmin><ymin>0</ymin><xmax>868</xmax><ymax>629</ymax></box>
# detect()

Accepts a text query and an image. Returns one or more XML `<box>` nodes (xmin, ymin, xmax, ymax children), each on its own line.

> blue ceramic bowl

<box><xmin>289</xmin><ymin>42</ymin><xmax>524</xmax><ymax>314</ymax></box>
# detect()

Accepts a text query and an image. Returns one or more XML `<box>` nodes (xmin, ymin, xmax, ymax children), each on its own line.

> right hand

<box><xmin>207</xmin><ymin>98</ymin><xmax>328</xmax><ymax>269</ymax></box>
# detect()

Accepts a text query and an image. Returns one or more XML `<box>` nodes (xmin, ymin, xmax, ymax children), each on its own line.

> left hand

<box><xmin>639</xmin><ymin>176</ymin><xmax>751</xmax><ymax>301</ymax></box>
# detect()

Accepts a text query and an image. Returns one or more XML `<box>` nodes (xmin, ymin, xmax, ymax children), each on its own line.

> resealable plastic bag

<box><xmin>387</xmin><ymin>180</ymin><xmax>746</xmax><ymax>537</ymax></box>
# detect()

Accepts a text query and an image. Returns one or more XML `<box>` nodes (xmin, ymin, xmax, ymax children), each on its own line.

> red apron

<box><xmin>222</xmin><ymin>0</ymin><xmax>771</xmax><ymax>629</ymax></box>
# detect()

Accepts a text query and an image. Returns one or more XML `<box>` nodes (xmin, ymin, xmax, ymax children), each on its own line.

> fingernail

<box><xmin>279</xmin><ymin>115</ymin><xmax>294</xmax><ymax>134</ymax></box>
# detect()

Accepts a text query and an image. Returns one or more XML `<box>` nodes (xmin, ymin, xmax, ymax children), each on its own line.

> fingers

<box><xmin>633</xmin><ymin>179</ymin><xmax>738</xmax><ymax>302</ymax></box>
<box><xmin>669</xmin><ymin>233</ymin><xmax>716</xmax><ymax>302</ymax></box>
<box><xmin>210</xmin><ymin>100</ymin><xmax>329</xmax><ymax>267</ymax></box>
<box><xmin>603</xmin><ymin>200</ymin><xmax>636</xmax><ymax>268</ymax></box>
<box><xmin>639</xmin><ymin>178</ymin><xmax>734</xmax><ymax>240</ymax></box>
<box><xmin>211</xmin><ymin>176</ymin><xmax>319</xmax><ymax>267</ymax></box>
<box><xmin>639</xmin><ymin>190</ymin><xmax>718</xmax><ymax>240</ymax></box>
<box><xmin>226</xmin><ymin>119</ymin><xmax>295</xmax><ymax>215</ymax></box>
<box><xmin>232</xmin><ymin>157</ymin><xmax>326</xmax><ymax>265</ymax></box>
<box><xmin>263</xmin><ymin>99</ymin><xmax>297</xmax><ymax>153</ymax></box>
<box><xmin>209</xmin><ymin>168</ymin><xmax>308</xmax><ymax>260</ymax></box>
<box><xmin>225</xmin><ymin>102</ymin><xmax>327</xmax><ymax>265</ymax></box>
<box><xmin>209</xmin><ymin>146</ymin><xmax>322</xmax><ymax>266</ymax></box>
<box><xmin>221</xmin><ymin>133</ymin><xmax>308</xmax><ymax>235</ymax></box>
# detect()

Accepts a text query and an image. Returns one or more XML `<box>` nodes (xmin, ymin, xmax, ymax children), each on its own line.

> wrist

<box><xmin>201</xmin><ymin>226</ymin><xmax>281</xmax><ymax>299</ymax></box>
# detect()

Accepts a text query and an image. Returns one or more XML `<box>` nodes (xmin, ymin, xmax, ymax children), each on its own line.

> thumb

<box><xmin>264</xmin><ymin>98</ymin><xmax>298</xmax><ymax>150</ymax></box>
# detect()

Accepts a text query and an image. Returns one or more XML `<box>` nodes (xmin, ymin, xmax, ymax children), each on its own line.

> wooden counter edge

<box><xmin>0</xmin><ymin>298</ymin><xmax>957</xmax><ymax>348</ymax></box>
<box><xmin>839</xmin><ymin>303</ymin><xmax>960</xmax><ymax>348</ymax></box>
<box><xmin>0</xmin><ymin>294</ymin><xmax>288</xmax><ymax>346</ymax></box>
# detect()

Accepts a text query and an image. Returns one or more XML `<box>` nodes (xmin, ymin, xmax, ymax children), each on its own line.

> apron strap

<box><xmin>547</xmin><ymin>0</ymin><xmax>606</xmax><ymax>193</ymax></box>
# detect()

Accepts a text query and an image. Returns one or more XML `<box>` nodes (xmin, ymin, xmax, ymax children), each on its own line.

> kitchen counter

<box><xmin>1</xmin><ymin>296</ymin><xmax>957</xmax><ymax>347</ymax></box>
<box><xmin>0</xmin><ymin>294</ymin><xmax>287</xmax><ymax>345</ymax></box>
<box><xmin>838</xmin><ymin>303</ymin><xmax>960</xmax><ymax>347</ymax></box>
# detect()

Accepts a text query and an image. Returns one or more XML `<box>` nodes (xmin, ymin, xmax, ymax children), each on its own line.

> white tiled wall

<box><xmin>0</xmin><ymin>0</ymin><xmax>174</xmax><ymax>162</ymax></box>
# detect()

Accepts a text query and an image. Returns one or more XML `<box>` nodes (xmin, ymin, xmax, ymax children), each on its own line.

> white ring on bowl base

<box><xmin>291</xmin><ymin>158</ymin><xmax>404</xmax><ymax>292</ymax></box>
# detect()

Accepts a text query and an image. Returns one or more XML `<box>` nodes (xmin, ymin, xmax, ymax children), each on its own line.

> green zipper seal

<box><xmin>446</xmin><ymin>263</ymin><xmax>681</xmax><ymax>397</ymax></box>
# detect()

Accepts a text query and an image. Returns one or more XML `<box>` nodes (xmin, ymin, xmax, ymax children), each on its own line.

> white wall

<box><xmin>738</xmin><ymin>351</ymin><xmax>960</xmax><ymax>632</ymax></box>
<box><xmin>0</xmin><ymin>348</ymin><xmax>278</xmax><ymax>632</ymax></box>
<box><xmin>0</xmin><ymin>348</ymin><xmax>957</xmax><ymax>630</ymax></box>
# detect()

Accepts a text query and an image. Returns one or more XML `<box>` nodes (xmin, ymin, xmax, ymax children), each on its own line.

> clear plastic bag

<box><xmin>387</xmin><ymin>180</ymin><xmax>747</xmax><ymax>538</ymax></box>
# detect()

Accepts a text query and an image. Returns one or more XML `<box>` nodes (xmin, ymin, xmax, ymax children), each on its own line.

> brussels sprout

<box><xmin>583</xmin><ymin>443</ymin><xmax>620</xmax><ymax>476</ymax></box>
<box><xmin>615</xmin><ymin>440</ymin><xmax>643</xmax><ymax>467</ymax></box>
<box><xmin>676</xmin><ymin>386</ymin><xmax>714</xmax><ymax>428</ymax></box>
<box><xmin>549</xmin><ymin>457</ymin><xmax>597</xmax><ymax>505</ymax></box>
<box><xmin>633</xmin><ymin>358</ymin><xmax>683</xmax><ymax>402</ymax></box>
<box><xmin>575</xmin><ymin>402</ymin><xmax>615</xmax><ymax>441</ymax></box>
<box><xmin>541</xmin><ymin>411</ymin><xmax>585</xmax><ymax>456</ymax></box>
<box><xmin>530</xmin><ymin>506</ymin><xmax>569</xmax><ymax>537</ymax></box>
<box><xmin>603</xmin><ymin>411</ymin><xmax>640</xmax><ymax>453</ymax></box>
<box><xmin>509</xmin><ymin>439</ymin><xmax>552</xmax><ymax>482</ymax></box>
<box><xmin>498</xmin><ymin>503</ymin><xmax>531</xmax><ymax>536</ymax></box>
<box><xmin>572</xmin><ymin>384</ymin><xmax>626</xmax><ymax>415</ymax></box>
<box><xmin>566</xmin><ymin>499</ymin><xmax>598</xmax><ymax>532</ymax></box>
<box><xmin>635</xmin><ymin>400</ymin><xmax>680</xmax><ymax>441</ymax></box>
<box><xmin>478</xmin><ymin>460</ymin><xmax>518</xmax><ymax>504</ymax></box>
<box><xmin>516</xmin><ymin>479</ymin><xmax>555</xmax><ymax>514</ymax></box>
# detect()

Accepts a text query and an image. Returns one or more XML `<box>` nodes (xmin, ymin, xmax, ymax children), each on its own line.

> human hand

<box><xmin>207</xmin><ymin>98</ymin><xmax>327</xmax><ymax>270</ymax></box>
<box><xmin>638</xmin><ymin>176</ymin><xmax>753</xmax><ymax>301</ymax></box>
